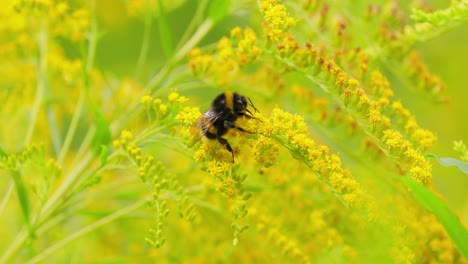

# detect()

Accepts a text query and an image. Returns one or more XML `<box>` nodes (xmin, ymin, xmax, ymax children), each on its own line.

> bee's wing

<box><xmin>189</xmin><ymin>109</ymin><xmax>222</xmax><ymax>147</ymax></box>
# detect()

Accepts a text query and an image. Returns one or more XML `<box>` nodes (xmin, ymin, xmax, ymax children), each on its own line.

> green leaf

<box><xmin>11</xmin><ymin>170</ymin><xmax>31</xmax><ymax>228</ymax></box>
<box><xmin>400</xmin><ymin>176</ymin><xmax>468</xmax><ymax>260</ymax></box>
<box><xmin>157</xmin><ymin>0</ymin><xmax>174</xmax><ymax>57</ymax></box>
<box><xmin>90</xmin><ymin>104</ymin><xmax>111</xmax><ymax>155</ymax></box>
<box><xmin>0</xmin><ymin>146</ymin><xmax>7</xmax><ymax>158</ymax></box>
<box><xmin>426</xmin><ymin>153</ymin><xmax>468</xmax><ymax>175</ymax></box>
<box><xmin>208</xmin><ymin>0</ymin><xmax>231</xmax><ymax>23</ymax></box>
<box><xmin>99</xmin><ymin>145</ymin><xmax>109</xmax><ymax>166</ymax></box>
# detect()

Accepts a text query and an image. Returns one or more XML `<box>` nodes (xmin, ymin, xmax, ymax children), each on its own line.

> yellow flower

<box><xmin>260</xmin><ymin>0</ymin><xmax>296</xmax><ymax>42</ymax></box>
<box><xmin>217</xmin><ymin>37</ymin><xmax>234</xmax><ymax>60</ymax></box>
<box><xmin>230</xmin><ymin>27</ymin><xmax>242</xmax><ymax>39</ymax></box>
<box><xmin>252</xmin><ymin>136</ymin><xmax>279</xmax><ymax>168</ymax></box>
<box><xmin>382</xmin><ymin>129</ymin><xmax>404</xmax><ymax>149</ymax></box>
<box><xmin>168</xmin><ymin>91</ymin><xmax>179</xmax><ymax>103</ymax></box>
<box><xmin>176</xmin><ymin>107</ymin><xmax>201</xmax><ymax>126</ymax></box>
<box><xmin>158</xmin><ymin>104</ymin><xmax>167</xmax><ymax>115</ymax></box>
<box><xmin>207</xmin><ymin>160</ymin><xmax>232</xmax><ymax>178</ymax></box>
<box><xmin>120</xmin><ymin>129</ymin><xmax>134</xmax><ymax>145</ymax></box>
<box><xmin>141</xmin><ymin>95</ymin><xmax>153</xmax><ymax>107</ymax></box>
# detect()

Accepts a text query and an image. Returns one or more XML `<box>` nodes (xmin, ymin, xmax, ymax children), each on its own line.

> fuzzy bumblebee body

<box><xmin>196</xmin><ymin>92</ymin><xmax>258</xmax><ymax>162</ymax></box>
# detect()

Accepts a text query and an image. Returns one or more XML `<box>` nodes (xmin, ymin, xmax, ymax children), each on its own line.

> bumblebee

<box><xmin>194</xmin><ymin>91</ymin><xmax>258</xmax><ymax>162</ymax></box>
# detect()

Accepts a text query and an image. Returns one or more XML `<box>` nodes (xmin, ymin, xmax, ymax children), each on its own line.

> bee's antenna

<box><xmin>247</xmin><ymin>97</ymin><xmax>259</xmax><ymax>113</ymax></box>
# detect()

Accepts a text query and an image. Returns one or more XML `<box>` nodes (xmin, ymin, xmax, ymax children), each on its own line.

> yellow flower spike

<box><xmin>268</xmin><ymin>107</ymin><xmax>372</xmax><ymax>212</ymax></box>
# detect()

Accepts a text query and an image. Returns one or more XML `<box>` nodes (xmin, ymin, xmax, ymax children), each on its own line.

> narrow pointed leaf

<box><xmin>11</xmin><ymin>170</ymin><xmax>31</xmax><ymax>228</ymax></box>
<box><xmin>208</xmin><ymin>0</ymin><xmax>231</xmax><ymax>23</ymax></box>
<box><xmin>157</xmin><ymin>0</ymin><xmax>174</xmax><ymax>57</ymax></box>
<box><xmin>400</xmin><ymin>176</ymin><xmax>468</xmax><ymax>260</ymax></box>
<box><xmin>90</xmin><ymin>104</ymin><xmax>111</xmax><ymax>155</ymax></box>
<box><xmin>426</xmin><ymin>153</ymin><xmax>468</xmax><ymax>175</ymax></box>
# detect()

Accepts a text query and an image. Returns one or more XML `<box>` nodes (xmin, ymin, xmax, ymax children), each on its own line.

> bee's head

<box><xmin>233</xmin><ymin>93</ymin><xmax>248</xmax><ymax>114</ymax></box>
<box><xmin>212</xmin><ymin>92</ymin><xmax>256</xmax><ymax>115</ymax></box>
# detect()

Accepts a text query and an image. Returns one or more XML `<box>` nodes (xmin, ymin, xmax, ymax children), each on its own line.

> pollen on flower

<box><xmin>176</xmin><ymin>107</ymin><xmax>201</xmax><ymax>126</ymax></box>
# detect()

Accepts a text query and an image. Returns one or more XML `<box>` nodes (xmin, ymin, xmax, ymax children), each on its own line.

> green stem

<box><xmin>25</xmin><ymin>199</ymin><xmax>147</xmax><ymax>264</ymax></box>
<box><xmin>110</xmin><ymin>19</ymin><xmax>215</xmax><ymax>136</ymax></box>
<box><xmin>35</xmin><ymin>152</ymin><xmax>94</xmax><ymax>226</ymax></box>
<box><xmin>85</xmin><ymin>0</ymin><xmax>97</xmax><ymax>77</ymax></box>
<box><xmin>174</xmin><ymin>0</ymin><xmax>210</xmax><ymax>50</ymax></box>
<box><xmin>45</xmin><ymin>104</ymin><xmax>62</xmax><ymax>155</ymax></box>
<box><xmin>135</xmin><ymin>11</ymin><xmax>153</xmax><ymax>79</ymax></box>
<box><xmin>57</xmin><ymin>92</ymin><xmax>85</xmax><ymax>164</ymax></box>
<box><xmin>0</xmin><ymin>181</ymin><xmax>13</xmax><ymax>217</ymax></box>
<box><xmin>72</xmin><ymin>125</ymin><xmax>95</xmax><ymax>165</ymax></box>
<box><xmin>0</xmin><ymin>228</ymin><xmax>28</xmax><ymax>264</ymax></box>
<box><xmin>59</xmin><ymin>0</ymin><xmax>97</xmax><ymax>165</ymax></box>
<box><xmin>146</xmin><ymin>19</ymin><xmax>214</xmax><ymax>93</ymax></box>
<box><xmin>25</xmin><ymin>23</ymin><xmax>47</xmax><ymax>145</ymax></box>
<box><xmin>1</xmin><ymin>21</ymin><xmax>48</xmax><ymax>264</ymax></box>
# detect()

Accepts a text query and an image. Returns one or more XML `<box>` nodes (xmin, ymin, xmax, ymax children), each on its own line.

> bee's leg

<box><xmin>217</xmin><ymin>136</ymin><xmax>235</xmax><ymax>162</ymax></box>
<box><xmin>223</xmin><ymin>121</ymin><xmax>254</xmax><ymax>134</ymax></box>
